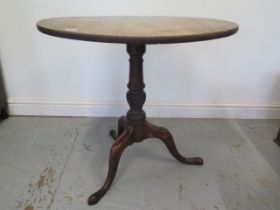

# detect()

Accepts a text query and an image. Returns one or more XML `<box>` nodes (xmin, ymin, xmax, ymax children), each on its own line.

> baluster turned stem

<box><xmin>126</xmin><ymin>44</ymin><xmax>146</xmax><ymax>122</ymax></box>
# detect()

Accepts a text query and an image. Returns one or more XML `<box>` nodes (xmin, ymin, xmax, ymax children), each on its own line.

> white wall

<box><xmin>0</xmin><ymin>0</ymin><xmax>280</xmax><ymax>119</ymax></box>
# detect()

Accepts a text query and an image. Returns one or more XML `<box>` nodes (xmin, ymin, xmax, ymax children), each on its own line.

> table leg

<box><xmin>88</xmin><ymin>127</ymin><xmax>133</xmax><ymax>205</ymax></box>
<box><xmin>88</xmin><ymin>44</ymin><xmax>203</xmax><ymax>205</ymax></box>
<box><xmin>144</xmin><ymin>121</ymin><xmax>203</xmax><ymax>165</ymax></box>
<box><xmin>109</xmin><ymin>116</ymin><xmax>126</xmax><ymax>140</ymax></box>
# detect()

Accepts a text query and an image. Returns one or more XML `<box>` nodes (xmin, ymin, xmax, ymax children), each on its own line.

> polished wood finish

<box><xmin>37</xmin><ymin>16</ymin><xmax>238</xmax><ymax>205</ymax></box>
<box><xmin>37</xmin><ymin>16</ymin><xmax>238</xmax><ymax>44</ymax></box>
<box><xmin>88</xmin><ymin>44</ymin><xmax>203</xmax><ymax>205</ymax></box>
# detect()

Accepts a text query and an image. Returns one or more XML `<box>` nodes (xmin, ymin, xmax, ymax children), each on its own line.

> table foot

<box><xmin>109</xmin><ymin>116</ymin><xmax>127</xmax><ymax>140</ymax></box>
<box><xmin>144</xmin><ymin>121</ymin><xmax>204</xmax><ymax>165</ymax></box>
<box><xmin>88</xmin><ymin>127</ymin><xmax>133</xmax><ymax>205</ymax></box>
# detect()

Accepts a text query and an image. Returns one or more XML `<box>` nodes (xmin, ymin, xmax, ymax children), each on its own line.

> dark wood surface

<box><xmin>37</xmin><ymin>16</ymin><xmax>238</xmax><ymax>44</ymax></box>
<box><xmin>36</xmin><ymin>16</ymin><xmax>238</xmax><ymax>205</ymax></box>
<box><xmin>87</xmin><ymin>44</ymin><xmax>203</xmax><ymax>205</ymax></box>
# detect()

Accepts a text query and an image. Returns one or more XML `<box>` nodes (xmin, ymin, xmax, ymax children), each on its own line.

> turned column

<box><xmin>126</xmin><ymin>44</ymin><xmax>146</xmax><ymax>122</ymax></box>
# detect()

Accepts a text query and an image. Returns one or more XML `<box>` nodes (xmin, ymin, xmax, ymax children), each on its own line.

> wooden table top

<box><xmin>37</xmin><ymin>16</ymin><xmax>238</xmax><ymax>44</ymax></box>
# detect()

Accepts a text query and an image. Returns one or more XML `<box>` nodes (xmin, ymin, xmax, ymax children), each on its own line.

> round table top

<box><xmin>37</xmin><ymin>16</ymin><xmax>238</xmax><ymax>44</ymax></box>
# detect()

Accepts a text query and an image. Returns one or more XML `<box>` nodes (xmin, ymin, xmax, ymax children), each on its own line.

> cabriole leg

<box><xmin>88</xmin><ymin>128</ymin><xmax>133</xmax><ymax>205</ymax></box>
<box><xmin>144</xmin><ymin>121</ymin><xmax>203</xmax><ymax>165</ymax></box>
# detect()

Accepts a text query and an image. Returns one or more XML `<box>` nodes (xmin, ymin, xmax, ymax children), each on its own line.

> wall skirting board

<box><xmin>7</xmin><ymin>99</ymin><xmax>280</xmax><ymax>119</ymax></box>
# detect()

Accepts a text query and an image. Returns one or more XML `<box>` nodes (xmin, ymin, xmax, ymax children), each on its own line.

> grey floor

<box><xmin>0</xmin><ymin>117</ymin><xmax>280</xmax><ymax>210</ymax></box>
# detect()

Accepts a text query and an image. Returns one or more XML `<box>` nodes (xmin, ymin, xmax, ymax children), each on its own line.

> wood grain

<box><xmin>37</xmin><ymin>16</ymin><xmax>238</xmax><ymax>44</ymax></box>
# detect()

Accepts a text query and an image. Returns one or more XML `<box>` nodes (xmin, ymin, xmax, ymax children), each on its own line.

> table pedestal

<box><xmin>88</xmin><ymin>44</ymin><xmax>204</xmax><ymax>205</ymax></box>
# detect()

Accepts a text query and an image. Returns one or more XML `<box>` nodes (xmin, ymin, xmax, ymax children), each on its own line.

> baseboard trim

<box><xmin>7</xmin><ymin>99</ymin><xmax>280</xmax><ymax>119</ymax></box>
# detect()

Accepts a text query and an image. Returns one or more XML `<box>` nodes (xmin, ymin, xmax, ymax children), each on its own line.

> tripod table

<box><xmin>37</xmin><ymin>16</ymin><xmax>238</xmax><ymax>205</ymax></box>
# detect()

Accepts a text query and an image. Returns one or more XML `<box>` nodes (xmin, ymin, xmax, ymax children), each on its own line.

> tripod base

<box><xmin>88</xmin><ymin>116</ymin><xmax>203</xmax><ymax>205</ymax></box>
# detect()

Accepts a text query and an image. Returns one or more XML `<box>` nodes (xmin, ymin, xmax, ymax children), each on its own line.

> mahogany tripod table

<box><xmin>37</xmin><ymin>16</ymin><xmax>238</xmax><ymax>205</ymax></box>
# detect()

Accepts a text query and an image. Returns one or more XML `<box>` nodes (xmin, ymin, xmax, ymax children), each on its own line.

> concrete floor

<box><xmin>0</xmin><ymin>117</ymin><xmax>280</xmax><ymax>210</ymax></box>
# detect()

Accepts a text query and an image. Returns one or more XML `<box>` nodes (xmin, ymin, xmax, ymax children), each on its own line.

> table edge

<box><xmin>36</xmin><ymin>18</ymin><xmax>239</xmax><ymax>44</ymax></box>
